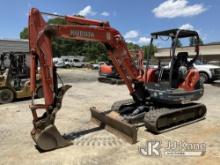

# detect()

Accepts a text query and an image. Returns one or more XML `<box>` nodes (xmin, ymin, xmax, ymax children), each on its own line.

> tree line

<box><xmin>20</xmin><ymin>17</ymin><xmax>203</xmax><ymax>62</ymax></box>
<box><xmin>20</xmin><ymin>17</ymin><xmax>158</xmax><ymax>62</ymax></box>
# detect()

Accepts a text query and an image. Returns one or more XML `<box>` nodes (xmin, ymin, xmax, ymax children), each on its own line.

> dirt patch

<box><xmin>0</xmin><ymin>69</ymin><xmax>219</xmax><ymax>165</ymax></box>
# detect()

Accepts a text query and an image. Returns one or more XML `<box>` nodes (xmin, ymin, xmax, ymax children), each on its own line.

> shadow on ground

<box><xmin>64</xmin><ymin>126</ymin><xmax>104</xmax><ymax>140</ymax></box>
<box><xmin>211</xmin><ymin>81</ymin><xmax>220</xmax><ymax>87</ymax></box>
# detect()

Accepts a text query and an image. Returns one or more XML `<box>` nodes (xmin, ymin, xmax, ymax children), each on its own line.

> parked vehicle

<box><xmin>92</xmin><ymin>62</ymin><xmax>106</xmax><ymax>70</ymax></box>
<box><xmin>192</xmin><ymin>59</ymin><xmax>220</xmax><ymax>83</ymax></box>
<box><xmin>53</xmin><ymin>58</ymin><xmax>65</xmax><ymax>68</ymax></box>
<box><xmin>166</xmin><ymin>59</ymin><xmax>220</xmax><ymax>83</ymax></box>
<box><xmin>64</xmin><ymin>59</ymin><xmax>72</xmax><ymax>68</ymax></box>
<box><xmin>72</xmin><ymin>58</ymin><xmax>85</xmax><ymax>67</ymax></box>
<box><xmin>0</xmin><ymin>52</ymin><xmax>42</xmax><ymax>103</ymax></box>
<box><xmin>62</xmin><ymin>57</ymin><xmax>85</xmax><ymax>68</ymax></box>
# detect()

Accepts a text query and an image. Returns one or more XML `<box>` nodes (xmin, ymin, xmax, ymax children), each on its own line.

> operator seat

<box><xmin>172</xmin><ymin>52</ymin><xmax>189</xmax><ymax>88</ymax></box>
<box><xmin>173</xmin><ymin>52</ymin><xmax>189</xmax><ymax>69</ymax></box>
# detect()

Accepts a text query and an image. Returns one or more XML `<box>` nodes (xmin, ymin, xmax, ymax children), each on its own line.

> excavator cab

<box><xmin>145</xmin><ymin>29</ymin><xmax>204</xmax><ymax>104</ymax></box>
<box><xmin>109</xmin><ymin>29</ymin><xmax>206</xmax><ymax>138</ymax></box>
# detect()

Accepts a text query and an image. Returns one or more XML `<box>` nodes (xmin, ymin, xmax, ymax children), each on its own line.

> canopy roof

<box><xmin>151</xmin><ymin>29</ymin><xmax>198</xmax><ymax>38</ymax></box>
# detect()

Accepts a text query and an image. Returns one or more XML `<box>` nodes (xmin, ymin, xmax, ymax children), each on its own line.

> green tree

<box><xmin>22</xmin><ymin>17</ymin><xmax>165</xmax><ymax>62</ymax></box>
<box><xmin>20</xmin><ymin>16</ymin><xmax>109</xmax><ymax>60</ymax></box>
<box><xmin>47</xmin><ymin>17</ymin><xmax>66</xmax><ymax>25</ymax></box>
<box><xmin>189</xmin><ymin>37</ymin><xmax>204</xmax><ymax>46</ymax></box>
<box><xmin>126</xmin><ymin>42</ymin><xmax>140</xmax><ymax>50</ymax></box>
<box><xmin>142</xmin><ymin>44</ymin><xmax>157</xmax><ymax>59</ymax></box>
<box><xmin>175</xmin><ymin>38</ymin><xmax>182</xmax><ymax>47</ymax></box>
<box><xmin>20</xmin><ymin>27</ymin><xmax>28</xmax><ymax>39</ymax></box>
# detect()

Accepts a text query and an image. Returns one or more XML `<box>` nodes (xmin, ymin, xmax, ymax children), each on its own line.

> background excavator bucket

<box><xmin>90</xmin><ymin>107</ymin><xmax>137</xmax><ymax>144</ymax></box>
<box><xmin>32</xmin><ymin>125</ymin><xmax>72</xmax><ymax>151</ymax></box>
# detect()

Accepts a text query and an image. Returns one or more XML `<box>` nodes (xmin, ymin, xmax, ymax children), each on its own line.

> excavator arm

<box><xmin>28</xmin><ymin>8</ymin><xmax>145</xmax><ymax>150</ymax></box>
<box><xmin>29</xmin><ymin>8</ymin><xmax>144</xmax><ymax>107</ymax></box>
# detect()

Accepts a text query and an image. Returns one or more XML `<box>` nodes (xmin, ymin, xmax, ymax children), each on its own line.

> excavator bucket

<box><xmin>32</xmin><ymin>125</ymin><xmax>72</xmax><ymax>151</ymax></box>
<box><xmin>31</xmin><ymin>85</ymin><xmax>72</xmax><ymax>151</ymax></box>
<box><xmin>90</xmin><ymin>107</ymin><xmax>137</xmax><ymax>144</ymax></box>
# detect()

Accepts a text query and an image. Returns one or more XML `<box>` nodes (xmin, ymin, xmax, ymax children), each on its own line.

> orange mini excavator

<box><xmin>28</xmin><ymin>8</ymin><xmax>206</xmax><ymax>151</ymax></box>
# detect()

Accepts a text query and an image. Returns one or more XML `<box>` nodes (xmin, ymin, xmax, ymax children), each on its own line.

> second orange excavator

<box><xmin>98</xmin><ymin>62</ymin><xmax>123</xmax><ymax>84</ymax></box>
<box><xmin>98</xmin><ymin>50</ymin><xmax>144</xmax><ymax>84</ymax></box>
<box><xmin>28</xmin><ymin>8</ymin><xmax>206</xmax><ymax>151</ymax></box>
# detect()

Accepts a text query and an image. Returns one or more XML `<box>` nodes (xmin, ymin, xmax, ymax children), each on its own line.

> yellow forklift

<box><xmin>0</xmin><ymin>52</ymin><xmax>42</xmax><ymax>104</ymax></box>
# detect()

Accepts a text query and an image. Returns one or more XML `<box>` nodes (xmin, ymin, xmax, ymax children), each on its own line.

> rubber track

<box><xmin>98</xmin><ymin>77</ymin><xmax>124</xmax><ymax>85</ymax></box>
<box><xmin>144</xmin><ymin>103</ymin><xmax>206</xmax><ymax>133</ymax></box>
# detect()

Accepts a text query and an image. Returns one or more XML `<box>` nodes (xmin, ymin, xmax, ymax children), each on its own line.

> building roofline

<box><xmin>158</xmin><ymin>43</ymin><xmax>220</xmax><ymax>50</ymax></box>
<box><xmin>0</xmin><ymin>38</ymin><xmax>28</xmax><ymax>42</ymax></box>
<box><xmin>205</xmin><ymin>42</ymin><xmax>220</xmax><ymax>46</ymax></box>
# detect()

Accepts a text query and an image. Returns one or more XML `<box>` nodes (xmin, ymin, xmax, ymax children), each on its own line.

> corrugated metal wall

<box><xmin>0</xmin><ymin>39</ymin><xmax>29</xmax><ymax>54</ymax></box>
<box><xmin>0</xmin><ymin>40</ymin><xmax>29</xmax><ymax>67</ymax></box>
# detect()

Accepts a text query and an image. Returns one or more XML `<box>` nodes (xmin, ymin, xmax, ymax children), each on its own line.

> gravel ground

<box><xmin>0</xmin><ymin>68</ymin><xmax>219</xmax><ymax>165</ymax></box>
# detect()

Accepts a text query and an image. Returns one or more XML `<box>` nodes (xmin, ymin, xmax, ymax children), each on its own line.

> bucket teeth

<box><xmin>90</xmin><ymin>107</ymin><xmax>137</xmax><ymax>144</ymax></box>
<box><xmin>32</xmin><ymin>125</ymin><xmax>72</xmax><ymax>151</ymax></box>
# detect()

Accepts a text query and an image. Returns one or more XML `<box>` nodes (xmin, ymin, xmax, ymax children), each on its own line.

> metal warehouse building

<box><xmin>0</xmin><ymin>39</ymin><xmax>220</xmax><ymax>65</ymax></box>
<box><xmin>0</xmin><ymin>39</ymin><xmax>29</xmax><ymax>54</ymax></box>
<box><xmin>0</xmin><ymin>39</ymin><xmax>29</xmax><ymax>66</ymax></box>
<box><xmin>155</xmin><ymin>43</ymin><xmax>220</xmax><ymax>65</ymax></box>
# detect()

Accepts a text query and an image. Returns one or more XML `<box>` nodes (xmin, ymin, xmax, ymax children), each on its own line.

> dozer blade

<box><xmin>32</xmin><ymin>125</ymin><xmax>72</xmax><ymax>151</ymax></box>
<box><xmin>90</xmin><ymin>107</ymin><xmax>137</xmax><ymax>144</ymax></box>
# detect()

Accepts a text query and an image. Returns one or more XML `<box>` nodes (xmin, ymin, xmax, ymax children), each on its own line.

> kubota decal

<box><xmin>70</xmin><ymin>30</ymin><xmax>95</xmax><ymax>38</ymax></box>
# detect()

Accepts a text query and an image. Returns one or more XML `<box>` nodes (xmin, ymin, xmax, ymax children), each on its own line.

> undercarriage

<box><xmin>91</xmin><ymin>98</ymin><xmax>206</xmax><ymax>143</ymax></box>
<box><xmin>98</xmin><ymin>76</ymin><xmax>124</xmax><ymax>85</ymax></box>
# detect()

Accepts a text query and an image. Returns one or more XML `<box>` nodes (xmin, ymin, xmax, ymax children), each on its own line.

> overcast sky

<box><xmin>0</xmin><ymin>0</ymin><xmax>218</xmax><ymax>45</ymax></box>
